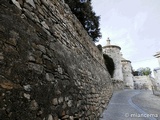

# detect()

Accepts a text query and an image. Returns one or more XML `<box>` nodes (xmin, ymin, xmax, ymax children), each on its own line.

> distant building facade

<box><xmin>102</xmin><ymin>38</ymin><xmax>154</xmax><ymax>90</ymax></box>
<box><xmin>153</xmin><ymin>52</ymin><xmax>160</xmax><ymax>84</ymax></box>
<box><xmin>103</xmin><ymin>38</ymin><xmax>133</xmax><ymax>90</ymax></box>
<box><xmin>152</xmin><ymin>52</ymin><xmax>160</xmax><ymax>95</ymax></box>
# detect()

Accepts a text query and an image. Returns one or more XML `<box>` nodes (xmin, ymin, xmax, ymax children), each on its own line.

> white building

<box><xmin>152</xmin><ymin>52</ymin><xmax>160</xmax><ymax>95</ymax></box>
<box><xmin>153</xmin><ymin>52</ymin><xmax>160</xmax><ymax>85</ymax></box>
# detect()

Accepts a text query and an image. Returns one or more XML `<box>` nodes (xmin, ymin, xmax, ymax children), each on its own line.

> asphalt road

<box><xmin>100</xmin><ymin>89</ymin><xmax>160</xmax><ymax>120</ymax></box>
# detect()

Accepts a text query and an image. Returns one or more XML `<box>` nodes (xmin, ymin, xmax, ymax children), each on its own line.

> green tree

<box><xmin>64</xmin><ymin>0</ymin><xmax>101</xmax><ymax>42</ymax></box>
<box><xmin>137</xmin><ymin>67</ymin><xmax>152</xmax><ymax>76</ymax></box>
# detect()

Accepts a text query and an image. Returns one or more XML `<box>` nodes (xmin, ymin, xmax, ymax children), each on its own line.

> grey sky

<box><xmin>92</xmin><ymin>0</ymin><xmax>160</xmax><ymax>73</ymax></box>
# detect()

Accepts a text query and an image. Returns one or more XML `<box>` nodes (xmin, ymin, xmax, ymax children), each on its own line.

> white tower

<box><xmin>103</xmin><ymin>38</ymin><xmax>123</xmax><ymax>82</ymax></box>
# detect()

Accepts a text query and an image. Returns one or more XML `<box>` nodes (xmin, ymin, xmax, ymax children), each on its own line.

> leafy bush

<box><xmin>97</xmin><ymin>44</ymin><xmax>102</xmax><ymax>53</ymax></box>
<box><xmin>103</xmin><ymin>54</ymin><xmax>115</xmax><ymax>77</ymax></box>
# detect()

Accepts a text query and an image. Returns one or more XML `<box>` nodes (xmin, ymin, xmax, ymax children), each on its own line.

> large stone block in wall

<box><xmin>0</xmin><ymin>0</ymin><xmax>113</xmax><ymax>119</ymax></box>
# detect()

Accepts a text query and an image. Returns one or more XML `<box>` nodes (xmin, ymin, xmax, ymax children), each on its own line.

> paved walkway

<box><xmin>100</xmin><ymin>89</ymin><xmax>160</xmax><ymax>120</ymax></box>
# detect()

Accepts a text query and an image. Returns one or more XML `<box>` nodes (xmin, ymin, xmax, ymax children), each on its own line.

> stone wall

<box><xmin>0</xmin><ymin>0</ymin><xmax>113</xmax><ymax>120</ymax></box>
<box><xmin>153</xmin><ymin>68</ymin><xmax>160</xmax><ymax>96</ymax></box>
<box><xmin>133</xmin><ymin>76</ymin><xmax>153</xmax><ymax>90</ymax></box>
<box><xmin>112</xmin><ymin>79</ymin><xmax>124</xmax><ymax>91</ymax></box>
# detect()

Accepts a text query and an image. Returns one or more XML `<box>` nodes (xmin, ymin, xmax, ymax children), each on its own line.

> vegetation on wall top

<box><xmin>133</xmin><ymin>67</ymin><xmax>152</xmax><ymax>76</ymax></box>
<box><xmin>64</xmin><ymin>0</ymin><xmax>101</xmax><ymax>42</ymax></box>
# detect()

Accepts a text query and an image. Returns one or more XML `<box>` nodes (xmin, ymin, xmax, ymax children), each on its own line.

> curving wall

<box><xmin>0</xmin><ymin>0</ymin><xmax>113</xmax><ymax>119</ymax></box>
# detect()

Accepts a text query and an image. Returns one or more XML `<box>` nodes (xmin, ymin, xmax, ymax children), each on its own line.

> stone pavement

<box><xmin>100</xmin><ymin>89</ymin><xmax>160</xmax><ymax>120</ymax></box>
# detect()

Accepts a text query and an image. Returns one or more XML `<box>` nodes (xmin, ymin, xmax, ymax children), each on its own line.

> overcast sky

<box><xmin>92</xmin><ymin>0</ymin><xmax>160</xmax><ymax>75</ymax></box>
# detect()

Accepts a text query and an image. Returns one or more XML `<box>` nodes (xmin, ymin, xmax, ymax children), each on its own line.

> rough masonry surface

<box><xmin>0</xmin><ymin>0</ymin><xmax>113</xmax><ymax>119</ymax></box>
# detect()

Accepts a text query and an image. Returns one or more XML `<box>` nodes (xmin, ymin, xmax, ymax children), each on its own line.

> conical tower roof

<box><xmin>103</xmin><ymin>38</ymin><xmax>121</xmax><ymax>50</ymax></box>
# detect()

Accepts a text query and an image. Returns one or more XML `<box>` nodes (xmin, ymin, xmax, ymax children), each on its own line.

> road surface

<box><xmin>100</xmin><ymin>89</ymin><xmax>160</xmax><ymax>120</ymax></box>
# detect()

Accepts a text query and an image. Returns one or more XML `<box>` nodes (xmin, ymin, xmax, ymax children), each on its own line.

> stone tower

<box><xmin>103</xmin><ymin>38</ymin><xmax>123</xmax><ymax>82</ymax></box>
<box><xmin>121</xmin><ymin>55</ymin><xmax>134</xmax><ymax>89</ymax></box>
